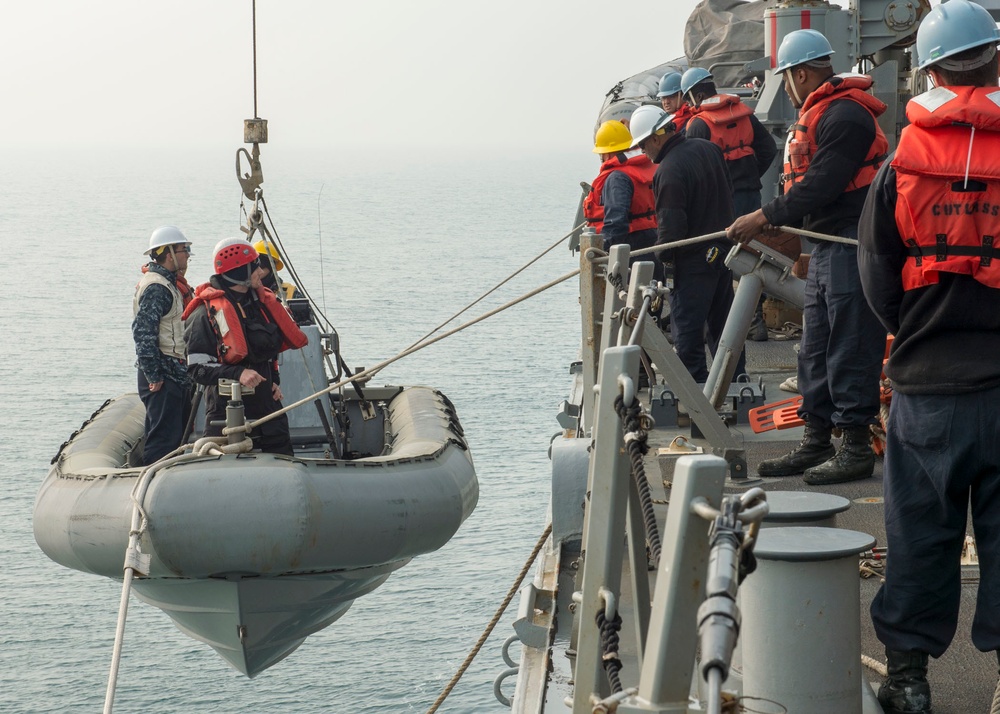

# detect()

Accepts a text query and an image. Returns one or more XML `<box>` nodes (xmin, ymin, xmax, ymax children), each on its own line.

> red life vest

<box><xmin>583</xmin><ymin>153</ymin><xmax>657</xmax><ymax>233</ymax></box>
<box><xmin>892</xmin><ymin>86</ymin><xmax>1000</xmax><ymax>291</ymax></box>
<box><xmin>690</xmin><ymin>94</ymin><xmax>755</xmax><ymax>161</ymax></box>
<box><xmin>182</xmin><ymin>283</ymin><xmax>309</xmax><ymax>364</ymax></box>
<box><xmin>781</xmin><ymin>74</ymin><xmax>888</xmax><ymax>194</ymax></box>
<box><xmin>672</xmin><ymin>103</ymin><xmax>693</xmax><ymax>132</ymax></box>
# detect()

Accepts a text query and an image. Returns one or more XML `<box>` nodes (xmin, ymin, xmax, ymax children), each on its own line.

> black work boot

<box><xmin>747</xmin><ymin>307</ymin><xmax>768</xmax><ymax>342</ymax></box>
<box><xmin>877</xmin><ymin>649</ymin><xmax>932</xmax><ymax>714</ymax></box>
<box><xmin>757</xmin><ymin>421</ymin><xmax>834</xmax><ymax>477</ymax></box>
<box><xmin>803</xmin><ymin>425</ymin><xmax>874</xmax><ymax>485</ymax></box>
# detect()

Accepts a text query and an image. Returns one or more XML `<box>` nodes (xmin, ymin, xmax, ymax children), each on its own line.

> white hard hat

<box><xmin>146</xmin><ymin>226</ymin><xmax>190</xmax><ymax>255</ymax></box>
<box><xmin>629</xmin><ymin>105</ymin><xmax>674</xmax><ymax>148</ymax></box>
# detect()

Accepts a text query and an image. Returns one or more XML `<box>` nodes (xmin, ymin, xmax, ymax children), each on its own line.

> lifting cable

<box><xmin>424</xmin><ymin>523</ymin><xmax>552</xmax><ymax>714</ymax></box>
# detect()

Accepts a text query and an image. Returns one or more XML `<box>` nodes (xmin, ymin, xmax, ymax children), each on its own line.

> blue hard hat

<box><xmin>915</xmin><ymin>0</ymin><xmax>1000</xmax><ymax>71</ymax></box>
<box><xmin>680</xmin><ymin>67</ymin><xmax>713</xmax><ymax>95</ymax></box>
<box><xmin>657</xmin><ymin>71</ymin><xmax>683</xmax><ymax>98</ymax></box>
<box><xmin>773</xmin><ymin>29</ymin><xmax>835</xmax><ymax>74</ymax></box>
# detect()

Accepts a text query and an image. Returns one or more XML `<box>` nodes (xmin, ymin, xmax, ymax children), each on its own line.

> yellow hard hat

<box><xmin>253</xmin><ymin>240</ymin><xmax>284</xmax><ymax>271</ymax></box>
<box><xmin>593</xmin><ymin>120</ymin><xmax>633</xmax><ymax>154</ymax></box>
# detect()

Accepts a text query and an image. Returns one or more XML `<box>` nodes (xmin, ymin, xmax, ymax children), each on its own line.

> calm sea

<box><xmin>0</xmin><ymin>146</ymin><xmax>592</xmax><ymax>712</ymax></box>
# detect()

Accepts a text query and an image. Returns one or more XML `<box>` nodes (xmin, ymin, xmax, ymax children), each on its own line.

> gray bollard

<box><xmin>741</xmin><ymin>527</ymin><xmax>875</xmax><ymax>714</ymax></box>
<box><xmin>760</xmin><ymin>491</ymin><xmax>851</xmax><ymax>529</ymax></box>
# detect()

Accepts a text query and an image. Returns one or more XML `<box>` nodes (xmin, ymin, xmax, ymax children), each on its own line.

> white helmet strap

<box><xmin>784</xmin><ymin>69</ymin><xmax>803</xmax><ymax>106</ymax></box>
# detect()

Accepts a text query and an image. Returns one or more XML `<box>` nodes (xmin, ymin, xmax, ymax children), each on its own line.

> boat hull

<box><xmin>34</xmin><ymin>385</ymin><xmax>478</xmax><ymax>674</ymax></box>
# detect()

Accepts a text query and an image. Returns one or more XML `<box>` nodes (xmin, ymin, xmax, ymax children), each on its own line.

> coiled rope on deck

<box><xmin>424</xmin><ymin>523</ymin><xmax>552</xmax><ymax>714</ymax></box>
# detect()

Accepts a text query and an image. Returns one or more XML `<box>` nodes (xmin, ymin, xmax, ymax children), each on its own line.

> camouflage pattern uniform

<box><xmin>132</xmin><ymin>263</ymin><xmax>190</xmax><ymax>464</ymax></box>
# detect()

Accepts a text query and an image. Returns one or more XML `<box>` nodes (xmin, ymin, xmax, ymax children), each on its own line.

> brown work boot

<box><xmin>757</xmin><ymin>421</ymin><xmax>834</xmax><ymax>477</ymax></box>
<box><xmin>803</xmin><ymin>426</ymin><xmax>874</xmax><ymax>485</ymax></box>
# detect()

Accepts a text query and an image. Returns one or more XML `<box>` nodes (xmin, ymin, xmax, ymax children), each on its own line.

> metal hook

<box><xmin>236</xmin><ymin>144</ymin><xmax>264</xmax><ymax>201</ymax></box>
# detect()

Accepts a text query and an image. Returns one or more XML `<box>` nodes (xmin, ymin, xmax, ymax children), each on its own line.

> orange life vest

<box><xmin>690</xmin><ymin>94</ymin><xmax>755</xmax><ymax>161</ymax></box>
<box><xmin>892</xmin><ymin>86</ymin><xmax>1000</xmax><ymax>291</ymax></box>
<box><xmin>183</xmin><ymin>283</ymin><xmax>309</xmax><ymax>364</ymax></box>
<box><xmin>781</xmin><ymin>74</ymin><xmax>888</xmax><ymax>194</ymax></box>
<box><xmin>672</xmin><ymin>103</ymin><xmax>693</xmax><ymax>133</ymax></box>
<box><xmin>583</xmin><ymin>153</ymin><xmax>657</xmax><ymax>233</ymax></box>
<box><xmin>175</xmin><ymin>274</ymin><xmax>194</xmax><ymax>307</ymax></box>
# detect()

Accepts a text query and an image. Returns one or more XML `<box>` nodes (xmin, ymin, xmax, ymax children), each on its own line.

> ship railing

<box><xmin>566</xmin><ymin>332</ymin><xmax>768</xmax><ymax>713</ymax></box>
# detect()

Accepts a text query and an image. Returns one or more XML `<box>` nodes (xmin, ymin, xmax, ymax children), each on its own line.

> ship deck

<box><xmin>523</xmin><ymin>335</ymin><xmax>997</xmax><ymax>713</ymax></box>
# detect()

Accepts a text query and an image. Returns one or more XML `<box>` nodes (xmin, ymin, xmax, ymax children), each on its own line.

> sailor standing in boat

<box><xmin>583</xmin><ymin>120</ymin><xmax>659</xmax><ymax>272</ymax></box>
<box><xmin>132</xmin><ymin>226</ymin><xmax>193</xmax><ymax>466</ymax></box>
<box><xmin>858</xmin><ymin>3</ymin><xmax>1000</xmax><ymax>712</ymax></box>
<box><xmin>728</xmin><ymin>29</ymin><xmax>888</xmax><ymax>485</ymax></box>
<box><xmin>183</xmin><ymin>238</ymin><xmax>308</xmax><ymax>456</ymax></box>
<box><xmin>630</xmin><ymin>104</ymin><xmax>746</xmax><ymax>383</ymax></box>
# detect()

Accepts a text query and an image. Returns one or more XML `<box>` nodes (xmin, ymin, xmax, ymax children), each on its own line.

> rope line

<box><xmin>232</xmin><ymin>266</ymin><xmax>582</xmax><ymax>434</ymax></box>
<box><xmin>614</xmin><ymin>395</ymin><xmax>662</xmax><ymax>566</ymax></box>
<box><xmin>596</xmin><ymin>609</ymin><xmax>624</xmax><ymax>694</ymax></box>
<box><xmin>861</xmin><ymin>654</ymin><xmax>888</xmax><ymax>678</ymax></box>
<box><xmin>425</xmin><ymin>523</ymin><xmax>552</xmax><ymax>714</ymax></box>
<box><xmin>228</xmin><ymin>225</ymin><xmax>852</xmax><ymax>437</ymax></box>
<box><xmin>377</xmin><ymin>222</ymin><xmax>583</xmax><ymax>375</ymax></box>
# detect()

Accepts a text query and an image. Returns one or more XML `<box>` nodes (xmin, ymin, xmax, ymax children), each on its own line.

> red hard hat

<box><xmin>212</xmin><ymin>238</ymin><xmax>257</xmax><ymax>275</ymax></box>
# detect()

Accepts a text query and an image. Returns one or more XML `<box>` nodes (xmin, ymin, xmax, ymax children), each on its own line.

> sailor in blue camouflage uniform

<box><xmin>132</xmin><ymin>226</ymin><xmax>193</xmax><ymax>465</ymax></box>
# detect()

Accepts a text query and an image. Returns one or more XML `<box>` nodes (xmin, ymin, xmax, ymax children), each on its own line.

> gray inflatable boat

<box><xmin>34</xmin><ymin>328</ymin><xmax>478</xmax><ymax>676</ymax></box>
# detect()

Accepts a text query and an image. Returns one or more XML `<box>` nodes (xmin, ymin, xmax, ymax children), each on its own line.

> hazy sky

<box><xmin>3</xmin><ymin>0</ymin><xmax>707</xmax><ymax>157</ymax></box>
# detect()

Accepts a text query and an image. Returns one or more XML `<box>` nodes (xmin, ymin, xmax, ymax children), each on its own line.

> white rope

<box><xmin>861</xmin><ymin>653</ymin><xmax>888</xmax><ymax>678</ymax></box>
<box><xmin>104</xmin><ymin>438</ymin><xmax>252</xmax><ymax>713</ymax></box>
<box><xmin>964</xmin><ymin>125</ymin><xmax>975</xmax><ymax>190</ymax></box>
<box><xmin>780</xmin><ymin>226</ymin><xmax>858</xmax><ymax>246</ymax></box>
<box><xmin>372</xmin><ymin>221</ymin><xmax>584</xmax><ymax>376</ymax></box>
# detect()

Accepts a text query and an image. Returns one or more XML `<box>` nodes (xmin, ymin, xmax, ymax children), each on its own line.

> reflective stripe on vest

<box><xmin>183</xmin><ymin>283</ymin><xmax>308</xmax><ymax>364</ymax></box>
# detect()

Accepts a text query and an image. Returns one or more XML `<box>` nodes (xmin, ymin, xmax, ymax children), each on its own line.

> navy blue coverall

<box><xmin>761</xmin><ymin>98</ymin><xmax>886</xmax><ymax>429</ymax></box>
<box><xmin>859</xmin><ymin>154</ymin><xmax>1000</xmax><ymax>658</ymax></box>
<box><xmin>652</xmin><ymin>133</ymin><xmax>747</xmax><ymax>383</ymax></box>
